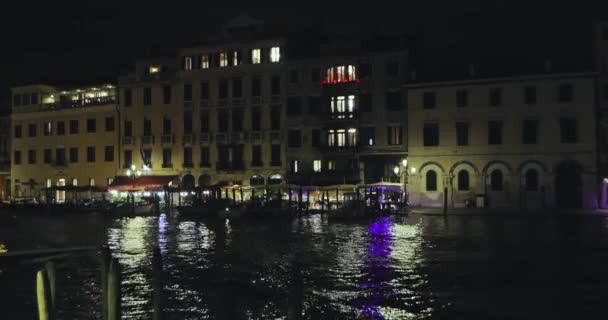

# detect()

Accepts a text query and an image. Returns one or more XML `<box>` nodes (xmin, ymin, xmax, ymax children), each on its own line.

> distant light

<box><xmin>393</xmin><ymin>166</ymin><xmax>400</xmax><ymax>175</ymax></box>
<box><xmin>225</xmin><ymin>207</ymin><xmax>229</xmax><ymax>211</ymax></box>
<box><xmin>180</xmin><ymin>192</ymin><xmax>188</xmax><ymax>197</ymax></box>
<box><xmin>110</xmin><ymin>190</ymin><xmax>118</xmax><ymax>195</ymax></box>
<box><xmin>402</xmin><ymin>159</ymin><xmax>408</xmax><ymax>167</ymax></box>
<box><xmin>604</xmin><ymin>178</ymin><xmax>608</xmax><ymax>184</ymax></box>
<box><xmin>143</xmin><ymin>192</ymin><xmax>151</xmax><ymax>197</ymax></box>
<box><xmin>120</xmin><ymin>192</ymin><xmax>128</xmax><ymax>197</ymax></box>
<box><xmin>136</xmin><ymin>170</ymin><xmax>142</xmax><ymax>177</ymax></box>
<box><xmin>126</xmin><ymin>170</ymin><xmax>132</xmax><ymax>177</ymax></box>
<box><xmin>131</xmin><ymin>164</ymin><xmax>136</xmax><ymax>171</ymax></box>
<box><xmin>411</xmin><ymin>167</ymin><xmax>417</xmax><ymax>174</ymax></box>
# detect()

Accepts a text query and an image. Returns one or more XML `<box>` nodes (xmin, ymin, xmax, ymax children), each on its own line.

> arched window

<box><xmin>426</xmin><ymin>170</ymin><xmax>437</xmax><ymax>191</ymax></box>
<box><xmin>458</xmin><ymin>170</ymin><xmax>470</xmax><ymax>191</ymax></box>
<box><xmin>490</xmin><ymin>170</ymin><xmax>503</xmax><ymax>191</ymax></box>
<box><xmin>525</xmin><ymin>169</ymin><xmax>538</xmax><ymax>191</ymax></box>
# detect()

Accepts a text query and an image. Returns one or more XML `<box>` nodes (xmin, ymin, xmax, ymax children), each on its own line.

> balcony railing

<box><xmin>216</xmin><ymin>133</ymin><xmax>228</xmax><ymax>144</ymax></box>
<box><xmin>231</xmin><ymin>98</ymin><xmax>244</xmax><ymax>106</ymax></box>
<box><xmin>142</xmin><ymin>135</ymin><xmax>155</xmax><ymax>145</ymax></box>
<box><xmin>161</xmin><ymin>134</ymin><xmax>174</xmax><ymax>144</ymax></box>
<box><xmin>251</xmin><ymin>96</ymin><xmax>263</xmax><ymax>105</ymax></box>
<box><xmin>270</xmin><ymin>95</ymin><xmax>281</xmax><ymax>105</ymax></box>
<box><xmin>230</xmin><ymin>132</ymin><xmax>248</xmax><ymax>143</ymax></box>
<box><xmin>250</xmin><ymin>131</ymin><xmax>263</xmax><ymax>142</ymax></box>
<box><xmin>40</xmin><ymin>96</ymin><xmax>117</xmax><ymax>111</ymax></box>
<box><xmin>270</xmin><ymin>131</ymin><xmax>282</xmax><ymax>142</ymax></box>
<box><xmin>199</xmin><ymin>162</ymin><xmax>212</xmax><ymax>168</ymax></box>
<box><xmin>216</xmin><ymin>162</ymin><xmax>245</xmax><ymax>171</ymax></box>
<box><xmin>183</xmin><ymin>162</ymin><xmax>194</xmax><ymax>168</ymax></box>
<box><xmin>218</xmin><ymin>98</ymin><xmax>228</xmax><ymax>107</ymax></box>
<box><xmin>328</xmin><ymin>112</ymin><xmax>357</xmax><ymax>120</ymax></box>
<box><xmin>200</xmin><ymin>99</ymin><xmax>210</xmax><ymax>108</ymax></box>
<box><xmin>162</xmin><ymin>163</ymin><xmax>173</xmax><ymax>168</ymax></box>
<box><xmin>251</xmin><ymin>161</ymin><xmax>263</xmax><ymax>167</ymax></box>
<box><xmin>183</xmin><ymin>134</ymin><xmax>194</xmax><ymax>145</ymax></box>
<box><xmin>200</xmin><ymin>132</ymin><xmax>211</xmax><ymax>144</ymax></box>
<box><xmin>183</xmin><ymin>101</ymin><xmax>193</xmax><ymax>110</ymax></box>
<box><xmin>123</xmin><ymin>136</ymin><xmax>135</xmax><ymax>145</ymax></box>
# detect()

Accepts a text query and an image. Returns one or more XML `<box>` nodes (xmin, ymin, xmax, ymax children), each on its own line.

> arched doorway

<box><xmin>555</xmin><ymin>161</ymin><xmax>582</xmax><ymax>208</ymax></box>
<box><xmin>182</xmin><ymin>174</ymin><xmax>195</xmax><ymax>190</ymax></box>
<box><xmin>268</xmin><ymin>174</ymin><xmax>283</xmax><ymax>185</ymax></box>
<box><xmin>250</xmin><ymin>174</ymin><xmax>265</xmax><ymax>186</ymax></box>
<box><xmin>198</xmin><ymin>174</ymin><xmax>211</xmax><ymax>187</ymax></box>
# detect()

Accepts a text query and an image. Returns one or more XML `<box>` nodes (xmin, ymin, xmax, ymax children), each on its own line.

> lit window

<box><xmin>183</xmin><ymin>56</ymin><xmax>193</xmax><ymax>70</ymax></box>
<box><xmin>328</xmin><ymin>130</ymin><xmax>335</xmax><ymax>146</ymax></box>
<box><xmin>251</xmin><ymin>49</ymin><xmax>261</xmax><ymax>64</ymax></box>
<box><xmin>328</xmin><ymin>160</ymin><xmax>336</xmax><ymax>171</ymax></box>
<box><xmin>347</xmin><ymin>128</ymin><xmax>357</xmax><ymax>146</ymax></box>
<box><xmin>89</xmin><ymin>178</ymin><xmax>95</xmax><ymax>186</ymax></box>
<box><xmin>348</xmin><ymin>95</ymin><xmax>355</xmax><ymax>115</ymax></box>
<box><xmin>46</xmin><ymin>179</ymin><xmax>52</xmax><ymax>188</ymax></box>
<box><xmin>232</xmin><ymin>51</ymin><xmax>239</xmax><ymax>66</ymax></box>
<box><xmin>326</xmin><ymin>67</ymin><xmax>335</xmax><ymax>82</ymax></box>
<box><xmin>270</xmin><ymin>46</ymin><xmax>281</xmax><ymax>63</ymax></box>
<box><xmin>220</xmin><ymin>52</ymin><xmax>228</xmax><ymax>67</ymax></box>
<box><xmin>148</xmin><ymin>65</ymin><xmax>160</xmax><ymax>74</ymax></box>
<box><xmin>313</xmin><ymin>160</ymin><xmax>322</xmax><ymax>172</ymax></box>
<box><xmin>337</xmin><ymin>129</ymin><xmax>346</xmax><ymax>147</ymax></box>
<box><xmin>337</xmin><ymin>66</ymin><xmax>345</xmax><ymax>82</ymax></box>
<box><xmin>72</xmin><ymin>178</ymin><xmax>78</xmax><ymax>186</ymax></box>
<box><xmin>347</xmin><ymin>65</ymin><xmax>357</xmax><ymax>81</ymax></box>
<box><xmin>200</xmin><ymin>55</ymin><xmax>210</xmax><ymax>69</ymax></box>
<box><xmin>291</xmin><ymin>160</ymin><xmax>299</xmax><ymax>173</ymax></box>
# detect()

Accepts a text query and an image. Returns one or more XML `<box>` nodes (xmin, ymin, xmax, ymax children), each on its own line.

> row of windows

<box><xmin>424</xmin><ymin>168</ymin><xmax>539</xmax><ymax>192</ymax></box>
<box><xmin>422</xmin><ymin>118</ymin><xmax>578</xmax><ymax>146</ymax></box>
<box><xmin>12</xmin><ymin>92</ymin><xmax>39</xmax><ymax>106</ymax></box>
<box><xmin>122</xmin><ymin>145</ymin><xmax>282</xmax><ymax>169</ymax></box>
<box><xmin>182</xmin><ymin>47</ymin><xmax>281</xmax><ymax>71</ymax></box>
<box><xmin>422</xmin><ymin>83</ymin><xmax>575</xmax><ymax>109</ymax></box>
<box><xmin>290</xmin><ymin>159</ymin><xmax>338</xmax><ymax>173</ymax></box>
<box><xmin>286</xmin><ymin>126</ymin><xmax>403</xmax><ymax>148</ymax></box>
<box><xmin>13</xmin><ymin>146</ymin><xmax>114</xmax><ymax>165</ymax></box>
<box><xmin>14</xmin><ymin>118</ymin><xmax>114</xmax><ymax>138</ymax></box>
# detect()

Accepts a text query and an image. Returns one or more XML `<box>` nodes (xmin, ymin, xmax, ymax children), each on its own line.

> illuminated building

<box><xmin>405</xmin><ymin>72</ymin><xmax>599</xmax><ymax>208</ymax></box>
<box><xmin>10</xmin><ymin>84</ymin><xmax>119</xmax><ymax>201</ymax></box>
<box><xmin>0</xmin><ymin>113</ymin><xmax>10</xmax><ymax>200</ymax></box>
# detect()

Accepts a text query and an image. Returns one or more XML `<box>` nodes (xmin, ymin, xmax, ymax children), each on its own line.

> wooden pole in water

<box><xmin>45</xmin><ymin>261</ymin><xmax>56</xmax><ymax>311</ymax></box>
<box><xmin>239</xmin><ymin>187</ymin><xmax>243</xmax><ymax>203</ymax></box>
<box><xmin>36</xmin><ymin>268</ymin><xmax>54</xmax><ymax>320</ymax></box>
<box><xmin>287</xmin><ymin>262</ymin><xmax>303</xmax><ymax>320</ymax></box>
<box><xmin>108</xmin><ymin>258</ymin><xmax>122</xmax><ymax>320</ymax></box>
<box><xmin>443</xmin><ymin>186</ymin><xmax>448</xmax><ymax>215</ymax></box>
<box><xmin>152</xmin><ymin>247</ymin><xmax>163</xmax><ymax>320</ymax></box>
<box><xmin>288</xmin><ymin>187</ymin><xmax>292</xmax><ymax>209</ymax></box>
<box><xmin>298</xmin><ymin>186</ymin><xmax>303</xmax><ymax>215</ymax></box>
<box><xmin>178</xmin><ymin>188</ymin><xmax>182</xmax><ymax>207</ymax></box>
<box><xmin>232</xmin><ymin>188</ymin><xmax>236</xmax><ymax>206</ymax></box>
<box><xmin>100</xmin><ymin>246</ymin><xmax>111</xmax><ymax>320</ymax></box>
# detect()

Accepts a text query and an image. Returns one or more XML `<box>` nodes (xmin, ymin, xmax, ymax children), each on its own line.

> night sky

<box><xmin>0</xmin><ymin>1</ymin><xmax>603</xmax><ymax>110</ymax></box>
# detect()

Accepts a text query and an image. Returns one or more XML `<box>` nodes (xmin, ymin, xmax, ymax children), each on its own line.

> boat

<box><xmin>108</xmin><ymin>201</ymin><xmax>156</xmax><ymax>216</ymax></box>
<box><xmin>177</xmin><ymin>198</ymin><xmax>241</xmax><ymax>219</ymax></box>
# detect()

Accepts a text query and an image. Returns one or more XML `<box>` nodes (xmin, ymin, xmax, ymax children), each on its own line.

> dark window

<box><xmin>360</xmin><ymin>94</ymin><xmax>372</xmax><ymax>112</ymax></box>
<box><xmin>22</xmin><ymin>93</ymin><xmax>30</xmax><ymax>105</ymax></box>
<box><xmin>28</xmin><ymin>150</ymin><xmax>36</xmax><ymax>164</ymax></box>
<box><xmin>287</xmin><ymin>96</ymin><xmax>302</xmax><ymax>115</ymax></box>
<box><xmin>251</xmin><ymin>107</ymin><xmax>262</xmax><ymax>131</ymax></box>
<box><xmin>200</xmin><ymin>82</ymin><xmax>209</xmax><ymax>100</ymax></box>
<box><xmin>104</xmin><ymin>146</ymin><xmax>114</xmax><ymax>162</ymax></box>
<box><xmin>28</xmin><ymin>124</ymin><xmax>36</xmax><ymax>137</ymax></box>
<box><xmin>124</xmin><ymin>89</ymin><xmax>132</xmax><ymax>106</ymax></box>
<box><xmin>57</xmin><ymin>121</ymin><xmax>65</xmax><ymax>135</ymax></box>
<box><xmin>489</xmin><ymin>88</ymin><xmax>502</xmax><ymax>106</ymax></box>
<box><xmin>232</xmin><ymin>78</ymin><xmax>242</xmax><ymax>98</ymax></box>
<box><xmin>124</xmin><ymin>120</ymin><xmax>132</xmax><ymax>136</ymax></box>
<box><xmin>69</xmin><ymin>147</ymin><xmax>78</xmax><ymax>163</ymax></box>
<box><xmin>218</xmin><ymin>110</ymin><xmax>229</xmax><ymax>132</ymax></box>
<box><xmin>200</xmin><ymin>147</ymin><xmax>210</xmax><ymax>167</ymax></box>
<box><xmin>184</xmin><ymin>111</ymin><xmax>193</xmax><ymax>134</ymax></box>
<box><xmin>143</xmin><ymin>149</ymin><xmax>152</xmax><ymax>167</ymax></box>
<box><xmin>423</xmin><ymin>92</ymin><xmax>436</xmax><ymax>109</ymax></box>
<box><xmin>252</xmin><ymin>145</ymin><xmax>262</xmax><ymax>166</ymax></box>
<box><xmin>183</xmin><ymin>147</ymin><xmax>193</xmax><ymax>167</ymax></box>
<box><xmin>423</xmin><ymin>123</ymin><xmax>439</xmax><ymax>146</ymax></box>
<box><xmin>560</xmin><ymin>118</ymin><xmax>578</xmax><ymax>143</ymax></box>
<box><xmin>288</xmin><ymin>130</ymin><xmax>302</xmax><ymax>148</ymax></box>
<box><xmin>163</xmin><ymin>117</ymin><xmax>171</xmax><ymax>134</ymax></box>
<box><xmin>31</xmin><ymin>93</ymin><xmax>38</xmax><ymax>104</ymax></box>
<box><xmin>456</xmin><ymin>122</ymin><xmax>469</xmax><ymax>146</ymax></box>
<box><xmin>163</xmin><ymin>85</ymin><xmax>172</xmax><ymax>104</ymax></box>
<box><xmin>70</xmin><ymin>120</ymin><xmax>78</xmax><ymax>134</ymax></box>
<box><xmin>312</xmin><ymin>129</ymin><xmax>321</xmax><ymax>147</ymax></box>
<box><xmin>386</xmin><ymin>62</ymin><xmax>399</xmax><ymax>76</ymax></box>
<box><xmin>385</xmin><ymin>92</ymin><xmax>402</xmax><ymax>110</ymax></box>
<box><xmin>388</xmin><ymin>126</ymin><xmax>403</xmax><ymax>145</ymax></box>
<box><xmin>360</xmin><ymin>127</ymin><xmax>376</xmax><ymax>146</ymax></box>
<box><xmin>87</xmin><ymin>147</ymin><xmax>95</xmax><ymax>162</ymax></box>
<box><xmin>604</xmin><ymin>84</ymin><xmax>608</xmax><ymax>101</ymax></box>
<box><xmin>523</xmin><ymin>119</ymin><xmax>538</xmax><ymax>144</ymax></box>
<box><xmin>183</xmin><ymin>83</ymin><xmax>192</xmax><ymax>101</ymax></box>
<box><xmin>144</xmin><ymin>119</ymin><xmax>152</xmax><ymax>136</ymax></box>
<box><xmin>525</xmin><ymin>169</ymin><xmax>539</xmax><ymax>191</ymax></box>
<box><xmin>13</xmin><ymin>94</ymin><xmax>21</xmax><ymax>106</ymax></box>
<box><xmin>271</xmin><ymin>76</ymin><xmax>281</xmax><ymax>95</ymax></box>
<box><xmin>143</xmin><ymin>87</ymin><xmax>152</xmax><ymax>105</ymax></box>
<box><xmin>359</xmin><ymin>63</ymin><xmax>371</xmax><ymax>78</ymax></box>
<box><xmin>289</xmin><ymin>70</ymin><xmax>298</xmax><ymax>83</ymax></box>
<box><xmin>488</xmin><ymin>120</ymin><xmax>503</xmax><ymax>145</ymax></box>
<box><xmin>232</xmin><ymin>109</ymin><xmax>243</xmax><ymax>131</ymax></box>
<box><xmin>524</xmin><ymin>86</ymin><xmax>537</xmax><ymax>104</ymax></box>
<box><xmin>14</xmin><ymin>125</ymin><xmax>22</xmax><ymax>138</ymax></box>
<box><xmin>490</xmin><ymin>170</ymin><xmax>503</xmax><ymax>191</ymax></box>
<box><xmin>219</xmin><ymin>80</ymin><xmax>228</xmax><ymax>99</ymax></box>
<box><xmin>456</xmin><ymin>90</ymin><xmax>468</xmax><ymax>108</ymax></box>
<box><xmin>271</xmin><ymin>144</ymin><xmax>281</xmax><ymax>166</ymax></box>
<box><xmin>457</xmin><ymin>170</ymin><xmax>469</xmax><ymax>191</ymax></box>
<box><xmin>252</xmin><ymin>77</ymin><xmax>261</xmax><ymax>97</ymax></box>
<box><xmin>270</xmin><ymin>107</ymin><xmax>281</xmax><ymax>130</ymax></box>
<box><xmin>105</xmin><ymin>117</ymin><xmax>114</xmax><ymax>132</ymax></box>
<box><xmin>123</xmin><ymin>150</ymin><xmax>132</xmax><ymax>168</ymax></box>
<box><xmin>426</xmin><ymin>170</ymin><xmax>437</xmax><ymax>191</ymax></box>
<box><xmin>44</xmin><ymin>149</ymin><xmax>52</xmax><ymax>164</ymax></box>
<box><xmin>308</xmin><ymin>96</ymin><xmax>320</xmax><ymax>114</ymax></box>
<box><xmin>87</xmin><ymin>118</ymin><xmax>96</xmax><ymax>133</ymax></box>
<box><xmin>310</xmin><ymin>68</ymin><xmax>320</xmax><ymax>82</ymax></box>
<box><xmin>558</xmin><ymin>83</ymin><xmax>573</xmax><ymax>102</ymax></box>
<box><xmin>162</xmin><ymin>149</ymin><xmax>172</xmax><ymax>168</ymax></box>
<box><xmin>200</xmin><ymin>111</ymin><xmax>209</xmax><ymax>132</ymax></box>
<box><xmin>217</xmin><ymin>146</ymin><xmax>229</xmax><ymax>164</ymax></box>
<box><xmin>14</xmin><ymin>150</ymin><xmax>21</xmax><ymax>165</ymax></box>
<box><xmin>55</xmin><ymin>148</ymin><xmax>66</xmax><ymax>166</ymax></box>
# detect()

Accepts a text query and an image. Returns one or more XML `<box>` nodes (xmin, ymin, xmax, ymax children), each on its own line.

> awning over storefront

<box><xmin>108</xmin><ymin>175</ymin><xmax>178</xmax><ymax>192</ymax></box>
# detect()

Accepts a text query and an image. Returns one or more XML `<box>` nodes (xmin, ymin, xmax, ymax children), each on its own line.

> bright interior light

<box><xmin>110</xmin><ymin>190</ymin><xmax>118</xmax><ymax>195</ymax></box>
<box><xmin>411</xmin><ymin>167</ymin><xmax>417</xmax><ymax>174</ymax></box>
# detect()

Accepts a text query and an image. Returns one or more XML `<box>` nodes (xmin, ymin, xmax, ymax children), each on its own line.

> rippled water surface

<box><xmin>2</xmin><ymin>212</ymin><xmax>608</xmax><ymax>319</ymax></box>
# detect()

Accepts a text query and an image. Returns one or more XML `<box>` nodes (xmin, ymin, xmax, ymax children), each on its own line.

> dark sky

<box><xmin>0</xmin><ymin>1</ymin><xmax>603</xmax><ymax>107</ymax></box>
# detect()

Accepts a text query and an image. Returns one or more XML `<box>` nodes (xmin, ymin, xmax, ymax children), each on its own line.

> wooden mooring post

<box><xmin>152</xmin><ymin>247</ymin><xmax>163</xmax><ymax>320</ymax></box>
<box><xmin>36</xmin><ymin>263</ymin><xmax>55</xmax><ymax>320</ymax></box>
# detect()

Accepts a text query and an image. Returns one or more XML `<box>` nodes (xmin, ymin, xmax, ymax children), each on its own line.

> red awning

<box><xmin>108</xmin><ymin>175</ymin><xmax>178</xmax><ymax>192</ymax></box>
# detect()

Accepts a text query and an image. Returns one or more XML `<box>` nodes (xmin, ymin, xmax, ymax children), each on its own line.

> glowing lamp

<box><xmin>402</xmin><ymin>159</ymin><xmax>408</xmax><ymax>167</ymax></box>
<box><xmin>136</xmin><ymin>170</ymin><xmax>142</xmax><ymax>177</ymax></box>
<box><xmin>393</xmin><ymin>166</ymin><xmax>400</xmax><ymax>175</ymax></box>
<box><xmin>411</xmin><ymin>167</ymin><xmax>417</xmax><ymax>174</ymax></box>
<box><xmin>126</xmin><ymin>170</ymin><xmax>132</xmax><ymax>177</ymax></box>
<box><xmin>131</xmin><ymin>164</ymin><xmax>136</xmax><ymax>171</ymax></box>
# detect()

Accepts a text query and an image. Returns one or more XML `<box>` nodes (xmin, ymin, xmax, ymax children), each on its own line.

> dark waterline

<box><xmin>1</xmin><ymin>212</ymin><xmax>608</xmax><ymax>319</ymax></box>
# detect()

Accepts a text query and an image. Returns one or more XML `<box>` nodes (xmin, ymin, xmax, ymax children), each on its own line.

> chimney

<box><xmin>468</xmin><ymin>64</ymin><xmax>476</xmax><ymax>77</ymax></box>
<box><xmin>544</xmin><ymin>59</ymin><xmax>552</xmax><ymax>73</ymax></box>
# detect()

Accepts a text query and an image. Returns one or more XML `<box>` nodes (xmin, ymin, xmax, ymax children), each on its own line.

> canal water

<box><xmin>2</xmin><ymin>212</ymin><xmax>608</xmax><ymax>319</ymax></box>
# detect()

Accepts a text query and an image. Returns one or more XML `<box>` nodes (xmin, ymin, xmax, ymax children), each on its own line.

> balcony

<box><xmin>161</xmin><ymin>134</ymin><xmax>174</xmax><ymax>144</ymax></box>
<box><xmin>199</xmin><ymin>162</ymin><xmax>212</xmax><ymax>168</ymax></box>
<box><xmin>328</xmin><ymin>112</ymin><xmax>358</xmax><ymax>120</ymax></box>
<box><xmin>215</xmin><ymin>133</ymin><xmax>228</xmax><ymax>144</ymax></box>
<box><xmin>162</xmin><ymin>163</ymin><xmax>173</xmax><ymax>169</ymax></box>
<box><xmin>200</xmin><ymin>99</ymin><xmax>210</xmax><ymax>108</ymax></box>
<box><xmin>251</xmin><ymin>160</ymin><xmax>263</xmax><ymax>167</ymax></box>
<box><xmin>40</xmin><ymin>95</ymin><xmax>117</xmax><ymax>111</ymax></box>
<box><xmin>142</xmin><ymin>135</ymin><xmax>155</xmax><ymax>145</ymax></box>
<box><xmin>231</xmin><ymin>98</ymin><xmax>244</xmax><ymax>106</ymax></box>
<box><xmin>230</xmin><ymin>132</ymin><xmax>248</xmax><ymax>143</ymax></box>
<box><xmin>270</xmin><ymin>95</ymin><xmax>281</xmax><ymax>105</ymax></box>
<box><xmin>322</xmin><ymin>144</ymin><xmax>358</xmax><ymax>155</ymax></box>
<box><xmin>250</xmin><ymin>131</ymin><xmax>263</xmax><ymax>142</ymax></box>
<box><xmin>200</xmin><ymin>132</ymin><xmax>212</xmax><ymax>144</ymax></box>
<box><xmin>218</xmin><ymin>98</ymin><xmax>228</xmax><ymax>107</ymax></box>
<box><xmin>321</xmin><ymin>80</ymin><xmax>360</xmax><ymax>96</ymax></box>
<box><xmin>270</xmin><ymin>131</ymin><xmax>282</xmax><ymax>143</ymax></box>
<box><xmin>183</xmin><ymin>162</ymin><xmax>194</xmax><ymax>168</ymax></box>
<box><xmin>251</xmin><ymin>96</ymin><xmax>263</xmax><ymax>105</ymax></box>
<box><xmin>184</xmin><ymin>101</ymin><xmax>193</xmax><ymax>110</ymax></box>
<box><xmin>123</xmin><ymin>136</ymin><xmax>135</xmax><ymax>145</ymax></box>
<box><xmin>183</xmin><ymin>134</ymin><xmax>194</xmax><ymax>145</ymax></box>
<box><xmin>216</xmin><ymin>161</ymin><xmax>245</xmax><ymax>171</ymax></box>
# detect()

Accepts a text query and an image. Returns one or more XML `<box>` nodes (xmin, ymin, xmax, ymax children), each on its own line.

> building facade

<box><xmin>0</xmin><ymin>114</ymin><xmax>10</xmax><ymax>200</ymax></box>
<box><xmin>10</xmin><ymin>84</ymin><xmax>119</xmax><ymax>201</ymax></box>
<box><xmin>405</xmin><ymin>73</ymin><xmax>599</xmax><ymax>209</ymax></box>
